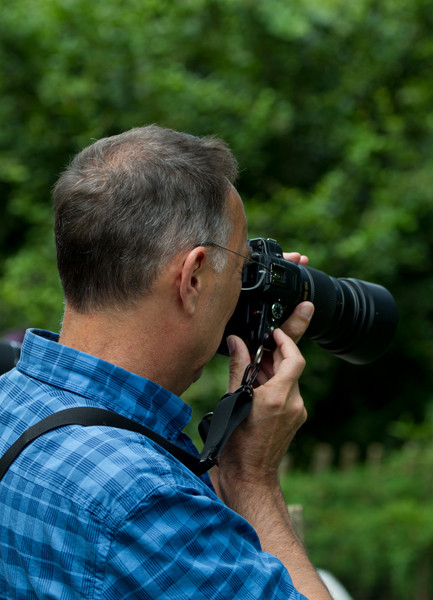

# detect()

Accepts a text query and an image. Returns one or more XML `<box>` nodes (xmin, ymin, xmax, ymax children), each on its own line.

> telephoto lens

<box><xmin>298</xmin><ymin>265</ymin><xmax>398</xmax><ymax>364</ymax></box>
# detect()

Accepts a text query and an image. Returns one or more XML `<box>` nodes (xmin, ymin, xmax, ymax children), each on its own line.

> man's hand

<box><xmin>221</xmin><ymin>327</ymin><xmax>309</xmax><ymax>486</ymax></box>
<box><xmin>210</xmin><ymin>251</ymin><xmax>332</xmax><ymax>599</ymax></box>
<box><xmin>217</xmin><ymin>249</ymin><xmax>315</xmax><ymax>483</ymax></box>
<box><xmin>216</xmin><ymin>250</ymin><xmax>314</xmax><ymax>485</ymax></box>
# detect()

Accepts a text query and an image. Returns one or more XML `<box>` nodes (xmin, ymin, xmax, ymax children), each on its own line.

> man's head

<box><xmin>53</xmin><ymin>125</ymin><xmax>238</xmax><ymax>312</ymax></box>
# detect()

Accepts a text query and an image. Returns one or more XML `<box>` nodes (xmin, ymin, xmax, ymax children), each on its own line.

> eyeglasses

<box><xmin>196</xmin><ymin>240</ymin><xmax>271</xmax><ymax>290</ymax></box>
<box><xmin>196</xmin><ymin>241</ymin><xmax>253</xmax><ymax>265</ymax></box>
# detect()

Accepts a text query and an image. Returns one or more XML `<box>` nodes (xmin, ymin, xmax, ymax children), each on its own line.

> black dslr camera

<box><xmin>221</xmin><ymin>238</ymin><xmax>398</xmax><ymax>364</ymax></box>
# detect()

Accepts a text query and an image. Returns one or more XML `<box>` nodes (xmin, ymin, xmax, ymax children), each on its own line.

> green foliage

<box><xmin>1</xmin><ymin>1</ymin><xmax>433</xmax><ymax>594</ymax></box>
<box><xmin>282</xmin><ymin>438</ymin><xmax>433</xmax><ymax>599</ymax></box>
<box><xmin>1</xmin><ymin>0</ymin><xmax>433</xmax><ymax>451</ymax></box>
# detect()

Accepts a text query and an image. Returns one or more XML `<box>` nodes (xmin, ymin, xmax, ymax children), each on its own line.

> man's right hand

<box><xmin>216</xmin><ymin>300</ymin><xmax>314</xmax><ymax>488</ymax></box>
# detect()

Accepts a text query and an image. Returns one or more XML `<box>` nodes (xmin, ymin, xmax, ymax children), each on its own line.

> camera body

<box><xmin>224</xmin><ymin>238</ymin><xmax>304</xmax><ymax>351</ymax></box>
<box><xmin>221</xmin><ymin>238</ymin><xmax>398</xmax><ymax>365</ymax></box>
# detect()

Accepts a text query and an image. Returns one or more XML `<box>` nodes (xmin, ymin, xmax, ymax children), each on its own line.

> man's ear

<box><xmin>179</xmin><ymin>247</ymin><xmax>209</xmax><ymax>316</ymax></box>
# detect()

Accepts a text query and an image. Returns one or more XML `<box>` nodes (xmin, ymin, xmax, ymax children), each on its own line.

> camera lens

<box><xmin>300</xmin><ymin>265</ymin><xmax>398</xmax><ymax>364</ymax></box>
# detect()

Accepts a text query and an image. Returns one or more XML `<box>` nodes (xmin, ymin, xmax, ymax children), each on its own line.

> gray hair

<box><xmin>53</xmin><ymin>125</ymin><xmax>238</xmax><ymax>312</ymax></box>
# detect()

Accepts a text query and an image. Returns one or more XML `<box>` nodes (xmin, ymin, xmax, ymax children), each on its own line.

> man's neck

<box><xmin>59</xmin><ymin>303</ymin><xmax>194</xmax><ymax>397</ymax></box>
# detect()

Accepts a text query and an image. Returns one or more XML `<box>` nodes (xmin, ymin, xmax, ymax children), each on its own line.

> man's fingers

<box><xmin>280</xmin><ymin>301</ymin><xmax>315</xmax><ymax>344</ymax></box>
<box><xmin>227</xmin><ymin>301</ymin><xmax>313</xmax><ymax>392</ymax></box>
<box><xmin>283</xmin><ymin>252</ymin><xmax>309</xmax><ymax>266</ymax></box>
<box><xmin>271</xmin><ymin>328</ymin><xmax>306</xmax><ymax>380</ymax></box>
<box><xmin>227</xmin><ymin>335</ymin><xmax>251</xmax><ymax>393</ymax></box>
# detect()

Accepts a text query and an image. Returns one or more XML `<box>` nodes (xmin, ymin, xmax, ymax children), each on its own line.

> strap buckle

<box><xmin>241</xmin><ymin>344</ymin><xmax>264</xmax><ymax>390</ymax></box>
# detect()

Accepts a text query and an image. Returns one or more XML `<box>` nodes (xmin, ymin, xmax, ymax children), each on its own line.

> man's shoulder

<box><xmin>11</xmin><ymin>423</ymin><xmax>208</xmax><ymax>519</ymax></box>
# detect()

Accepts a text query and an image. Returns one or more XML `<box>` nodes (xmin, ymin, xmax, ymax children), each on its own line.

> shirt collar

<box><xmin>18</xmin><ymin>329</ymin><xmax>192</xmax><ymax>441</ymax></box>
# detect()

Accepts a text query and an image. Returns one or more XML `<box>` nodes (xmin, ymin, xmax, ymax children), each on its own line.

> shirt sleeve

<box><xmin>101</xmin><ymin>480</ymin><xmax>309</xmax><ymax>600</ymax></box>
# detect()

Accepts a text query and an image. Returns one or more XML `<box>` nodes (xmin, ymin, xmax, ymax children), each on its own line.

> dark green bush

<box><xmin>282</xmin><ymin>436</ymin><xmax>433</xmax><ymax>599</ymax></box>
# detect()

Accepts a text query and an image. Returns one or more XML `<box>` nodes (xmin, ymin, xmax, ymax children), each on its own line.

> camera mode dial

<box><xmin>271</xmin><ymin>302</ymin><xmax>284</xmax><ymax>320</ymax></box>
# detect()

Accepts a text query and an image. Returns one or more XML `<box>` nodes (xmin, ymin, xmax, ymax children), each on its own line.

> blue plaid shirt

<box><xmin>0</xmin><ymin>329</ymin><xmax>307</xmax><ymax>599</ymax></box>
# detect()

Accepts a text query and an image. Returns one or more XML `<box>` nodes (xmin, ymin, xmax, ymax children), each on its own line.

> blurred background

<box><xmin>1</xmin><ymin>0</ymin><xmax>432</xmax><ymax>597</ymax></box>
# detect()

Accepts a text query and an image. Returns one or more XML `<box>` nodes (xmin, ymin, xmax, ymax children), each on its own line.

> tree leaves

<box><xmin>1</xmin><ymin>0</ymin><xmax>432</xmax><ymax>450</ymax></box>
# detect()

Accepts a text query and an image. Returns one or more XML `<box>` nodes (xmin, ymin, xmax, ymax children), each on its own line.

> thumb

<box><xmin>226</xmin><ymin>335</ymin><xmax>251</xmax><ymax>393</ymax></box>
<box><xmin>281</xmin><ymin>301</ymin><xmax>315</xmax><ymax>344</ymax></box>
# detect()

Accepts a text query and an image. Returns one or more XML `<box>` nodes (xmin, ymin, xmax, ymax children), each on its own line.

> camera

<box><xmin>220</xmin><ymin>238</ymin><xmax>398</xmax><ymax>364</ymax></box>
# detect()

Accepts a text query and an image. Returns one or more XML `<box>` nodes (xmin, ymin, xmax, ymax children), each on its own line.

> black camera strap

<box><xmin>197</xmin><ymin>346</ymin><xmax>263</xmax><ymax>464</ymax></box>
<box><xmin>0</xmin><ymin>382</ymin><xmax>256</xmax><ymax>483</ymax></box>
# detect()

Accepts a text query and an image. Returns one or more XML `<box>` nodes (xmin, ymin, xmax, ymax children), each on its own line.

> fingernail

<box><xmin>226</xmin><ymin>336</ymin><xmax>236</xmax><ymax>355</ymax></box>
<box><xmin>297</xmin><ymin>302</ymin><xmax>314</xmax><ymax>321</ymax></box>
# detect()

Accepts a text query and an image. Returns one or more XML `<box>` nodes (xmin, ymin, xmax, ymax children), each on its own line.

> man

<box><xmin>0</xmin><ymin>126</ymin><xmax>331</xmax><ymax>599</ymax></box>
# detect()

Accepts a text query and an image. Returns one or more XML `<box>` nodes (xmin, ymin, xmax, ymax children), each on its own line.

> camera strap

<box><xmin>197</xmin><ymin>346</ymin><xmax>263</xmax><ymax>465</ymax></box>
<box><xmin>0</xmin><ymin>359</ymin><xmax>262</xmax><ymax>481</ymax></box>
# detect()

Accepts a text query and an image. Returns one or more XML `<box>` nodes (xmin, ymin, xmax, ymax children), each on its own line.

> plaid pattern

<box><xmin>0</xmin><ymin>329</ymin><xmax>306</xmax><ymax>599</ymax></box>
